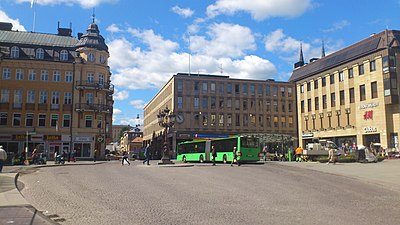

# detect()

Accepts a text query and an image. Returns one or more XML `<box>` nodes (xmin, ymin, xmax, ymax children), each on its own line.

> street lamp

<box><xmin>157</xmin><ymin>106</ymin><xmax>176</xmax><ymax>164</ymax></box>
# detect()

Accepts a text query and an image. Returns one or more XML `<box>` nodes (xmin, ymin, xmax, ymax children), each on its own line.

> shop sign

<box><xmin>75</xmin><ymin>136</ymin><xmax>91</xmax><ymax>142</ymax></box>
<box><xmin>363</xmin><ymin>110</ymin><xmax>373</xmax><ymax>120</ymax></box>
<box><xmin>0</xmin><ymin>135</ymin><xmax>12</xmax><ymax>140</ymax></box>
<box><xmin>13</xmin><ymin>135</ymin><xmax>27</xmax><ymax>140</ymax></box>
<box><xmin>302</xmin><ymin>133</ymin><xmax>314</xmax><ymax>138</ymax></box>
<box><xmin>96</xmin><ymin>135</ymin><xmax>104</xmax><ymax>143</ymax></box>
<box><xmin>44</xmin><ymin>135</ymin><xmax>61</xmax><ymax>141</ymax></box>
<box><xmin>363</xmin><ymin>127</ymin><xmax>377</xmax><ymax>133</ymax></box>
<box><xmin>360</xmin><ymin>102</ymin><xmax>379</xmax><ymax>109</ymax></box>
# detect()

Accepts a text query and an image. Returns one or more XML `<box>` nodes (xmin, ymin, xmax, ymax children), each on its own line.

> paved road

<box><xmin>18</xmin><ymin>161</ymin><xmax>400</xmax><ymax>225</ymax></box>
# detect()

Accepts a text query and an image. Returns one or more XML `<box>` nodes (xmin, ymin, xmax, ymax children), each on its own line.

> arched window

<box><xmin>10</xmin><ymin>46</ymin><xmax>19</xmax><ymax>58</ymax></box>
<box><xmin>60</xmin><ymin>50</ymin><xmax>68</xmax><ymax>61</ymax></box>
<box><xmin>36</xmin><ymin>48</ymin><xmax>44</xmax><ymax>59</ymax></box>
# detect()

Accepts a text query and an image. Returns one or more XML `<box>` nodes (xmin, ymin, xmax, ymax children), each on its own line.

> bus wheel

<box><xmin>183</xmin><ymin>156</ymin><xmax>187</xmax><ymax>163</ymax></box>
<box><xmin>223</xmin><ymin>155</ymin><xmax>227</xmax><ymax>164</ymax></box>
<box><xmin>199</xmin><ymin>155</ymin><xmax>204</xmax><ymax>163</ymax></box>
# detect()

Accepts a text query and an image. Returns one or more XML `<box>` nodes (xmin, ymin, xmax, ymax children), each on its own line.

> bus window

<box><xmin>241</xmin><ymin>137</ymin><xmax>259</xmax><ymax>148</ymax></box>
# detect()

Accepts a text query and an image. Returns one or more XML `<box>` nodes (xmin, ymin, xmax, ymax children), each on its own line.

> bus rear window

<box><xmin>241</xmin><ymin>137</ymin><xmax>259</xmax><ymax>148</ymax></box>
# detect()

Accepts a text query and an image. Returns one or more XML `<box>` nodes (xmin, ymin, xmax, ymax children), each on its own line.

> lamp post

<box><xmin>157</xmin><ymin>106</ymin><xmax>176</xmax><ymax>164</ymax></box>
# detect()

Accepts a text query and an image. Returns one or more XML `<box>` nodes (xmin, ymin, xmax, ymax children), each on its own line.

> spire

<box><xmin>299</xmin><ymin>42</ymin><xmax>304</xmax><ymax>63</ymax></box>
<box><xmin>92</xmin><ymin>8</ymin><xmax>95</xmax><ymax>23</ymax></box>
<box><xmin>321</xmin><ymin>40</ymin><xmax>326</xmax><ymax>58</ymax></box>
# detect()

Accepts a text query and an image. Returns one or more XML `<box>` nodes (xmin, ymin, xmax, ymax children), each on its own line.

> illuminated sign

<box><xmin>44</xmin><ymin>135</ymin><xmax>61</xmax><ymax>141</ymax></box>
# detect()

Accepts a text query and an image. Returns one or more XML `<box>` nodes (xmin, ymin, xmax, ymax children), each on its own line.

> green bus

<box><xmin>177</xmin><ymin>136</ymin><xmax>260</xmax><ymax>164</ymax></box>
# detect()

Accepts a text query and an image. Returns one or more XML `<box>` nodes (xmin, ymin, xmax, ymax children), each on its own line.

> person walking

<box><xmin>231</xmin><ymin>146</ymin><xmax>240</xmax><ymax>166</ymax></box>
<box><xmin>262</xmin><ymin>145</ymin><xmax>268</xmax><ymax>161</ymax></box>
<box><xmin>143</xmin><ymin>144</ymin><xmax>150</xmax><ymax>165</ymax></box>
<box><xmin>327</xmin><ymin>147</ymin><xmax>336</xmax><ymax>165</ymax></box>
<box><xmin>295</xmin><ymin>146</ymin><xmax>303</xmax><ymax>162</ymax></box>
<box><xmin>211</xmin><ymin>145</ymin><xmax>217</xmax><ymax>166</ymax></box>
<box><xmin>0</xmin><ymin>146</ymin><xmax>7</xmax><ymax>173</ymax></box>
<box><xmin>93</xmin><ymin>149</ymin><xmax>98</xmax><ymax>162</ymax></box>
<box><xmin>121</xmin><ymin>151</ymin><xmax>130</xmax><ymax>166</ymax></box>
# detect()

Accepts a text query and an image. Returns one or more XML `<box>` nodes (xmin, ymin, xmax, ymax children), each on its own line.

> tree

<box><xmin>118</xmin><ymin>126</ymin><xmax>130</xmax><ymax>141</ymax></box>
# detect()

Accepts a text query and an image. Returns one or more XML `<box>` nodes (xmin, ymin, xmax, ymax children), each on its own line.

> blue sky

<box><xmin>1</xmin><ymin>0</ymin><xmax>399</xmax><ymax>126</ymax></box>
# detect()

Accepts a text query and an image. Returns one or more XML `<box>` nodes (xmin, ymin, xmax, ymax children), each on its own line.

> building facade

<box><xmin>0</xmin><ymin>20</ymin><xmax>113</xmax><ymax>160</ymax></box>
<box><xmin>143</xmin><ymin>73</ymin><xmax>297</xmax><ymax>158</ymax></box>
<box><xmin>289</xmin><ymin>30</ymin><xmax>400</xmax><ymax>150</ymax></box>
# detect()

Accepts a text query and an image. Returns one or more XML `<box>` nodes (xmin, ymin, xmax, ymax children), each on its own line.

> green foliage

<box><xmin>118</xmin><ymin>126</ymin><xmax>130</xmax><ymax>141</ymax></box>
<box><xmin>376</xmin><ymin>156</ymin><xmax>385</xmax><ymax>162</ymax></box>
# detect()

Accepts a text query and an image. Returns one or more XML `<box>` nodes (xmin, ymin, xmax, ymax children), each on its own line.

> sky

<box><xmin>0</xmin><ymin>0</ymin><xmax>399</xmax><ymax>126</ymax></box>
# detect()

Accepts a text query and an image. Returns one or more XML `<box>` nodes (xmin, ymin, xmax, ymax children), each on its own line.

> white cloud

<box><xmin>0</xmin><ymin>10</ymin><xmax>26</xmax><ymax>31</ymax></box>
<box><xmin>171</xmin><ymin>6</ymin><xmax>194</xmax><ymax>18</ymax></box>
<box><xmin>129</xmin><ymin>100</ymin><xmax>146</xmax><ymax>109</ymax></box>
<box><xmin>106</xmin><ymin>24</ymin><xmax>121</xmax><ymax>33</ymax></box>
<box><xmin>15</xmin><ymin>0</ymin><xmax>118</xmax><ymax>8</ymax></box>
<box><xmin>113</xmin><ymin>108</ymin><xmax>122</xmax><ymax>114</ymax></box>
<box><xmin>265</xmin><ymin>29</ymin><xmax>304</xmax><ymax>53</ymax></box>
<box><xmin>113</xmin><ymin>90</ymin><xmax>129</xmax><ymax>100</ymax></box>
<box><xmin>207</xmin><ymin>0</ymin><xmax>312</xmax><ymax>21</ymax></box>
<box><xmin>323</xmin><ymin>20</ymin><xmax>350</xmax><ymax>33</ymax></box>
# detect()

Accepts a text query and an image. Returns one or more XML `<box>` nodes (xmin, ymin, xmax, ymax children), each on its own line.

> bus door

<box><xmin>205</xmin><ymin>140</ymin><xmax>211</xmax><ymax>161</ymax></box>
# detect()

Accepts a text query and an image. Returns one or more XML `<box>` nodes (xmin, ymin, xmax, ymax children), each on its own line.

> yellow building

<box><xmin>144</xmin><ymin>73</ymin><xmax>297</xmax><ymax>158</ymax></box>
<box><xmin>289</xmin><ymin>30</ymin><xmax>400</xmax><ymax>150</ymax></box>
<box><xmin>0</xmin><ymin>20</ymin><xmax>113</xmax><ymax>160</ymax></box>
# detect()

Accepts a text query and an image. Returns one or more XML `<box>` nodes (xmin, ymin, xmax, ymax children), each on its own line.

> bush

<box><xmin>337</xmin><ymin>154</ymin><xmax>356</xmax><ymax>163</ymax></box>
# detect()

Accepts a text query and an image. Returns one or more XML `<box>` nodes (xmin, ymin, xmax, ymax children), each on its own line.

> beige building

<box><xmin>0</xmin><ymin>20</ymin><xmax>113</xmax><ymax>160</ymax></box>
<box><xmin>289</xmin><ymin>30</ymin><xmax>400</xmax><ymax>150</ymax></box>
<box><xmin>144</xmin><ymin>73</ymin><xmax>297</xmax><ymax>158</ymax></box>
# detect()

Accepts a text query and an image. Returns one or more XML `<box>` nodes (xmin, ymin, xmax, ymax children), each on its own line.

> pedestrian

<box><xmin>54</xmin><ymin>150</ymin><xmax>58</xmax><ymax>163</ymax></box>
<box><xmin>211</xmin><ymin>145</ymin><xmax>217</xmax><ymax>166</ymax></box>
<box><xmin>121</xmin><ymin>151</ymin><xmax>130</xmax><ymax>166</ymax></box>
<box><xmin>262</xmin><ymin>145</ymin><xmax>268</xmax><ymax>161</ymax></box>
<box><xmin>327</xmin><ymin>147</ymin><xmax>336</xmax><ymax>165</ymax></box>
<box><xmin>32</xmin><ymin>149</ymin><xmax>38</xmax><ymax>165</ymax></box>
<box><xmin>295</xmin><ymin>146</ymin><xmax>302</xmax><ymax>162</ymax></box>
<box><xmin>231</xmin><ymin>146</ymin><xmax>240</xmax><ymax>166</ymax></box>
<box><xmin>143</xmin><ymin>144</ymin><xmax>150</xmax><ymax>165</ymax></box>
<box><xmin>93</xmin><ymin>149</ymin><xmax>98</xmax><ymax>162</ymax></box>
<box><xmin>0</xmin><ymin>146</ymin><xmax>7</xmax><ymax>173</ymax></box>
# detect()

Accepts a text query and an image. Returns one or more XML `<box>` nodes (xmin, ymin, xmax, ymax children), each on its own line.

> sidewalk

<box><xmin>0</xmin><ymin>161</ymin><xmax>103</xmax><ymax>225</ymax></box>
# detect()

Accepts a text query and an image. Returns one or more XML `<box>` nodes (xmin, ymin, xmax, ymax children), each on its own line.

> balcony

<box><xmin>75</xmin><ymin>80</ymin><xmax>114</xmax><ymax>94</ymax></box>
<box><xmin>75</xmin><ymin>103</ymin><xmax>112</xmax><ymax>113</ymax></box>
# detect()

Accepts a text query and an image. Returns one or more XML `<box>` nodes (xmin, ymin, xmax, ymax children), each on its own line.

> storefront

<box><xmin>73</xmin><ymin>136</ymin><xmax>92</xmax><ymax>158</ymax></box>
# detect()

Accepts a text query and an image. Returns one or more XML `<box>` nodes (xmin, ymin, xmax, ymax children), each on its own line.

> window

<box><xmin>322</xmin><ymin>77</ymin><xmax>326</xmax><ymax>87</ymax></box>
<box><xmin>52</xmin><ymin>92</ymin><xmax>60</xmax><ymax>105</ymax></box>
<box><xmin>50</xmin><ymin>114</ymin><xmax>59</xmax><ymax>128</ymax></box>
<box><xmin>359</xmin><ymin>64</ymin><xmax>364</xmax><ymax>75</ymax></box>
<box><xmin>65</xmin><ymin>71</ymin><xmax>73</xmax><ymax>82</ymax></box>
<box><xmin>281</xmin><ymin>101</ymin><xmax>285</xmax><ymax>112</ymax></box>
<box><xmin>259</xmin><ymin>115</ymin><xmax>264</xmax><ymax>127</ymax></box>
<box><xmin>349</xmin><ymin>88</ymin><xmax>355</xmax><ymax>103</ymax></box>
<box><xmin>202</xmin><ymin>96</ymin><xmax>208</xmax><ymax>109</ymax></box>
<box><xmin>177</xmin><ymin>80</ymin><xmax>183</xmax><ymax>92</ymax></box>
<box><xmin>14</xmin><ymin>90</ymin><xmax>22</xmax><ymax>107</ymax></box>
<box><xmin>288</xmin><ymin>101</ymin><xmax>293</xmax><ymax>112</ymax></box>
<box><xmin>99</xmin><ymin>74</ymin><xmax>104</xmax><ymax>86</ymax></box>
<box><xmin>16</xmin><ymin>69</ymin><xmax>24</xmax><ymax>80</ymax></box>
<box><xmin>370</xmin><ymin>60</ymin><xmax>376</xmax><ymax>72</ymax></box>
<box><xmin>203</xmin><ymin>113</ymin><xmax>208</xmax><ymax>126</ymax></box>
<box><xmin>194</xmin><ymin>97</ymin><xmax>199</xmax><ymax>108</ymax></box>
<box><xmin>64</xmin><ymin>92</ymin><xmax>72</xmax><ymax>105</ymax></box>
<box><xmin>330</xmin><ymin>74</ymin><xmax>335</xmax><ymax>85</ymax></box>
<box><xmin>266</xmin><ymin>85</ymin><xmax>270</xmax><ymax>96</ymax></box>
<box><xmin>301</xmin><ymin>100</ymin><xmax>304</xmax><ymax>113</ymax></box>
<box><xmin>38</xmin><ymin>114</ymin><xmax>46</xmax><ymax>127</ymax></box>
<box><xmin>210</xmin><ymin>114</ymin><xmax>216</xmax><ymax>126</ymax></box>
<box><xmin>227</xmin><ymin>98</ymin><xmax>232</xmax><ymax>108</ymax></box>
<box><xmin>2</xmin><ymin>68</ymin><xmax>11</xmax><ymax>80</ymax></box>
<box><xmin>0</xmin><ymin>113</ymin><xmax>7</xmax><ymax>126</ymax></box>
<box><xmin>348</xmin><ymin>68</ymin><xmax>354</xmax><ymax>78</ymax></box>
<box><xmin>202</xmin><ymin>82</ymin><xmax>208</xmax><ymax>93</ymax></box>
<box><xmin>227</xmin><ymin>83</ymin><xmax>232</xmax><ymax>94</ymax></box>
<box><xmin>315</xmin><ymin>97</ymin><xmax>319</xmax><ymax>110</ymax></box>
<box><xmin>11</xmin><ymin>46</ymin><xmax>19</xmax><ymax>58</ymax></box>
<box><xmin>243</xmin><ymin>114</ymin><xmax>249</xmax><ymax>126</ymax></box>
<box><xmin>87</xmin><ymin>73</ymin><xmax>94</xmax><ymax>83</ymax></box>
<box><xmin>53</xmin><ymin>71</ymin><xmax>61</xmax><ymax>82</ymax></box>
<box><xmin>307</xmin><ymin>82</ymin><xmax>311</xmax><ymax>92</ymax></box>
<box><xmin>281</xmin><ymin>87</ymin><xmax>285</xmax><ymax>96</ymax></box>
<box><xmin>250</xmin><ymin>84</ymin><xmax>255</xmax><ymax>95</ymax></box>
<box><xmin>273</xmin><ymin>100</ymin><xmax>278</xmax><ymax>112</ymax></box>
<box><xmin>210</xmin><ymin>82</ymin><xmax>216</xmax><ymax>92</ymax></box>
<box><xmin>340</xmin><ymin>90</ymin><xmax>345</xmax><ymax>105</ymax></box>
<box><xmin>371</xmin><ymin>81</ymin><xmax>378</xmax><ymax>99</ymax></box>
<box><xmin>39</xmin><ymin>91</ymin><xmax>47</xmax><ymax>104</ymax></box>
<box><xmin>41</xmin><ymin>70</ymin><xmax>49</xmax><ymax>81</ymax></box>
<box><xmin>273</xmin><ymin>86</ymin><xmax>278</xmax><ymax>97</ymax></box>
<box><xmin>227</xmin><ymin>114</ymin><xmax>232</xmax><ymax>127</ymax></box>
<box><xmin>359</xmin><ymin>84</ymin><xmax>366</xmax><ymax>101</ymax></box>
<box><xmin>281</xmin><ymin>116</ymin><xmax>286</xmax><ymax>128</ymax></box>
<box><xmin>177</xmin><ymin>97</ymin><xmax>183</xmax><ymax>109</ymax></box>
<box><xmin>273</xmin><ymin>116</ymin><xmax>278</xmax><ymax>128</ymax></box>
<box><xmin>235</xmin><ymin>84</ymin><xmax>240</xmax><ymax>94</ymax></box>
<box><xmin>60</xmin><ymin>50</ymin><xmax>68</xmax><ymax>61</ymax></box>
<box><xmin>63</xmin><ymin>114</ymin><xmax>71</xmax><ymax>127</ymax></box>
<box><xmin>323</xmin><ymin>95</ymin><xmax>327</xmax><ymax>109</ymax></box>
<box><xmin>243</xmin><ymin>99</ymin><xmax>248</xmax><ymax>110</ymax></box>
<box><xmin>85</xmin><ymin>115</ymin><xmax>92</xmax><ymax>128</ymax></box>
<box><xmin>211</xmin><ymin>97</ymin><xmax>216</xmax><ymax>109</ymax></box>
<box><xmin>27</xmin><ymin>90</ymin><xmax>35</xmax><ymax>103</ymax></box>
<box><xmin>194</xmin><ymin>82</ymin><xmax>199</xmax><ymax>92</ymax></box>
<box><xmin>300</xmin><ymin>84</ymin><xmax>304</xmax><ymax>93</ymax></box>
<box><xmin>219</xmin><ymin>98</ymin><xmax>224</xmax><ymax>108</ymax></box>
<box><xmin>28</xmin><ymin>70</ymin><xmax>36</xmax><ymax>80</ymax></box>
<box><xmin>339</xmin><ymin>71</ymin><xmax>344</xmax><ymax>82</ymax></box>
<box><xmin>288</xmin><ymin>116</ymin><xmax>293</xmax><ymax>128</ymax></box>
<box><xmin>258</xmin><ymin>85</ymin><xmax>262</xmax><ymax>96</ymax></box>
<box><xmin>218</xmin><ymin>114</ymin><xmax>224</xmax><ymax>127</ymax></box>
<box><xmin>86</xmin><ymin>93</ymin><xmax>93</xmax><ymax>104</ymax></box>
<box><xmin>26</xmin><ymin>113</ymin><xmax>34</xmax><ymax>127</ymax></box>
<box><xmin>249</xmin><ymin>114</ymin><xmax>255</xmax><ymax>126</ymax></box>
<box><xmin>235</xmin><ymin>99</ymin><xmax>240</xmax><ymax>110</ymax></box>
<box><xmin>242</xmin><ymin>84</ymin><xmax>248</xmax><ymax>95</ymax></box>
<box><xmin>288</xmin><ymin>88</ymin><xmax>292</xmax><ymax>97</ymax></box>
<box><xmin>1</xmin><ymin>89</ymin><xmax>9</xmax><ymax>103</ymax></box>
<box><xmin>331</xmin><ymin>93</ymin><xmax>336</xmax><ymax>107</ymax></box>
<box><xmin>314</xmin><ymin>80</ymin><xmax>318</xmax><ymax>89</ymax></box>
<box><xmin>235</xmin><ymin>114</ymin><xmax>240</xmax><ymax>126</ymax></box>
<box><xmin>219</xmin><ymin>82</ymin><xmax>224</xmax><ymax>94</ymax></box>
<box><xmin>88</xmin><ymin>52</ymin><xmax>95</xmax><ymax>62</ymax></box>
<box><xmin>266</xmin><ymin>100</ymin><xmax>270</xmax><ymax>111</ymax></box>
<box><xmin>36</xmin><ymin>48</ymin><xmax>44</xmax><ymax>59</ymax></box>
<box><xmin>308</xmin><ymin>99</ymin><xmax>312</xmax><ymax>112</ymax></box>
<box><xmin>12</xmin><ymin>113</ymin><xmax>21</xmax><ymax>127</ymax></box>
<box><xmin>266</xmin><ymin>116</ymin><xmax>271</xmax><ymax>127</ymax></box>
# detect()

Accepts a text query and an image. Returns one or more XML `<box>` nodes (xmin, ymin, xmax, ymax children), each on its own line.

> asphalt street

<box><xmin>17</xmin><ymin>161</ymin><xmax>400</xmax><ymax>225</ymax></box>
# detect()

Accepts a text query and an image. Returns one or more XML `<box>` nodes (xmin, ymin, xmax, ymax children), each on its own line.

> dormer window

<box><xmin>60</xmin><ymin>50</ymin><xmax>68</xmax><ymax>61</ymax></box>
<box><xmin>36</xmin><ymin>48</ymin><xmax>44</xmax><ymax>59</ymax></box>
<box><xmin>10</xmin><ymin>46</ymin><xmax>19</xmax><ymax>58</ymax></box>
<box><xmin>88</xmin><ymin>52</ymin><xmax>95</xmax><ymax>62</ymax></box>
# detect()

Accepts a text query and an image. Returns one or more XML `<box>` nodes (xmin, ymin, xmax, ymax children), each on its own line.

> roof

<box><xmin>0</xmin><ymin>30</ymin><xmax>77</xmax><ymax>47</ymax></box>
<box><xmin>289</xmin><ymin>30</ymin><xmax>400</xmax><ymax>82</ymax></box>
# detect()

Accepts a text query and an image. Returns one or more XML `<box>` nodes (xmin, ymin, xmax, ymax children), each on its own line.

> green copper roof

<box><xmin>0</xmin><ymin>30</ymin><xmax>78</xmax><ymax>47</ymax></box>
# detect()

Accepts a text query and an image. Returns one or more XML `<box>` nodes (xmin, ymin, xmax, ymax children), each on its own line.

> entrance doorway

<box><xmin>363</xmin><ymin>134</ymin><xmax>380</xmax><ymax>147</ymax></box>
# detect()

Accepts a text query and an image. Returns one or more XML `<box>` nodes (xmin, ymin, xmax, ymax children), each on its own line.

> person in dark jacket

<box><xmin>211</xmin><ymin>145</ymin><xmax>217</xmax><ymax>166</ymax></box>
<box><xmin>143</xmin><ymin>144</ymin><xmax>150</xmax><ymax>165</ymax></box>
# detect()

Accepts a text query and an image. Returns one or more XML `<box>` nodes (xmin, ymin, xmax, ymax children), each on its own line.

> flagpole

<box><xmin>31</xmin><ymin>0</ymin><xmax>36</xmax><ymax>32</ymax></box>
